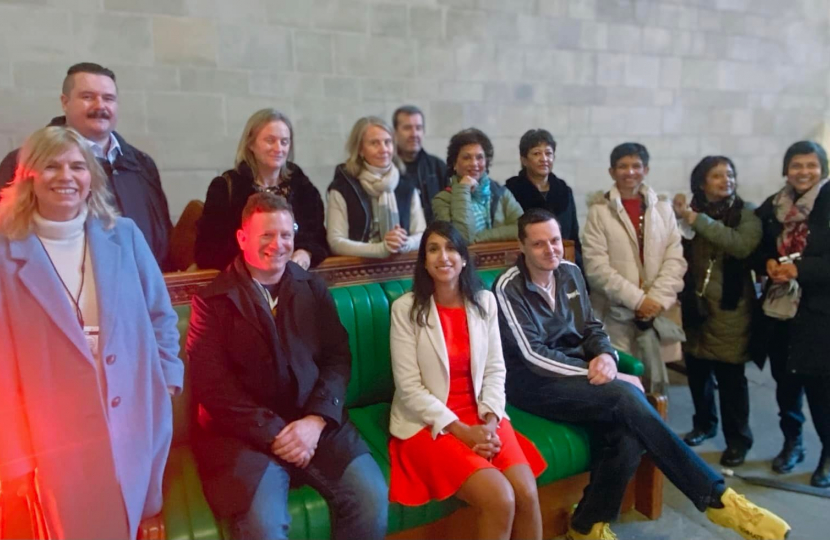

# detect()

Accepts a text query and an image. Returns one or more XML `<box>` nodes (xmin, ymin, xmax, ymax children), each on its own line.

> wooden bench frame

<box><xmin>154</xmin><ymin>240</ymin><xmax>666</xmax><ymax>538</ymax></box>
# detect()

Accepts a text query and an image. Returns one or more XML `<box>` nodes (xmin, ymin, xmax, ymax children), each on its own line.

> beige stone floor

<box><xmin>554</xmin><ymin>363</ymin><xmax>826</xmax><ymax>540</ymax></box>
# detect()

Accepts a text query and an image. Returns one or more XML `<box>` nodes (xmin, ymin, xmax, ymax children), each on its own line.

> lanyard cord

<box><xmin>36</xmin><ymin>222</ymin><xmax>88</xmax><ymax>328</ymax></box>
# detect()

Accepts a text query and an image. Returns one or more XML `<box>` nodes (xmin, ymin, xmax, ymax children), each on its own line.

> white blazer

<box><xmin>389</xmin><ymin>290</ymin><xmax>507</xmax><ymax>440</ymax></box>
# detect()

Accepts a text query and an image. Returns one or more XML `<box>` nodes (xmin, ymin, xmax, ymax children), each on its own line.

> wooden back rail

<box><xmin>164</xmin><ymin>240</ymin><xmax>575</xmax><ymax>306</ymax></box>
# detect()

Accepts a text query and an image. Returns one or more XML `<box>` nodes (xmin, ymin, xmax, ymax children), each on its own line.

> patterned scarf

<box><xmin>358</xmin><ymin>163</ymin><xmax>401</xmax><ymax>237</ymax></box>
<box><xmin>773</xmin><ymin>178</ymin><xmax>829</xmax><ymax>257</ymax></box>
<box><xmin>452</xmin><ymin>173</ymin><xmax>491</xmax><ymax>234</ymax></box>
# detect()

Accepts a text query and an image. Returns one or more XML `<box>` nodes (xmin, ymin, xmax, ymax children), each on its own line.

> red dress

<box><xmin>388</xmin><ymin>304</ymin><xmax>547</xmax><ymax>506</ymax></box>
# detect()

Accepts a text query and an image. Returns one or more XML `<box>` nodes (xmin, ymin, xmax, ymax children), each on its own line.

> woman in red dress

<box><xmin>388</xmin><ymin>221</ymin><xmax>546</xmax><ymax>540</ymax></box>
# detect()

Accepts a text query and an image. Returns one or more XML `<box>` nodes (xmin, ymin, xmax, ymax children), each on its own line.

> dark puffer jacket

<box><xmin>753</xmin><ymin>182</ymin><xmax>830</xmax><ymax>375</ymax></box>
<box><xmin>0</xmin><ymin>116</ymin><xmax>173</xmax><ymax>269</ymax></box>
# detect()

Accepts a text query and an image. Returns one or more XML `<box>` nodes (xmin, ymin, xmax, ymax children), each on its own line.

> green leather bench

<box><xmin>161</xmin><ymin>269</ymin><xmax>646</xmax><ymax>540</ymax></box>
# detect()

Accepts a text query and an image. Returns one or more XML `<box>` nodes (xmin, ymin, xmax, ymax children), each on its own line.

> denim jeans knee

<box><xmin>230</xmin><ymin>462</ymin><xmax>292</xmax><ymax>540</ymax></box>
<box><xmin>330</xmin><ymin>453</ymin><xmax>389</xmax><ymax>540</ymax></box>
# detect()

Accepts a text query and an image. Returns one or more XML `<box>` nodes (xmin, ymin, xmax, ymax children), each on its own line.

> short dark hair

<box><xmin>62</xmin><ymin>62</ymin><xmax>117</xmax><ymax>96</ymax></box>
<box><xmin>240</xmin><ymin>192</ymin><xmax>294</xmax><ymax>228</ymax></box>
<box><xmin>519</xmin><ymin>129</ymin><xmax>557</xmax><ymax>158</ymax></box>
<box><xmin>446</xmin><ymin>128</ymin><xmax>494</xmax><ymax>176</ymax></box>
<box><xmin>392</xmin><ymin>105</ymin><xmax>424</xmax><ymax>130</ymax></box>
<box><xmin>610</xmin><ymin>142</ymin><xmax>649</xmax><ymax>168</ymax></box>
<box><xmin>518</xmin><ymin>208</ymin><xmax>559</xmax><ymax>243</ymax></box>
<box><xmin>690</xmin><ymin>155</ymin><xmax>736</xmax><ymax>206</ymax></box>
<box><xmin>782</xmin><ymin>141</ymin><xmax>829</xmax><ymax>178</ymax></box>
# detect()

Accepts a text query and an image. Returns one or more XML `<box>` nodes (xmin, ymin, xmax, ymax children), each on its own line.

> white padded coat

<box><xmin>582</xmin><ymin>183</ymin><xmax>687</xmax><ymax>362</ymax></box>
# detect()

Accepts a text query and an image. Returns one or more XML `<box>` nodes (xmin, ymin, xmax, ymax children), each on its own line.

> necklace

<box><xmin>37</xmin><ymin>222</ymin><xmax>88</xmax><ymax>328</ymax></box>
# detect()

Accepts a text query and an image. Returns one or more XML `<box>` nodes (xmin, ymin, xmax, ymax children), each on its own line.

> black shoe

<box><xmin>720</xmin><ymin>447</ymin><xmax>748</xmax><ymax>467</ymax></box>
<box><xmin>684</xmin><ymin>427</ymin><xmax>717</xmax><ymax>447</ymax></box>
<box><xmin>772</xmin><ymin>438</ymin><xmax>805</xmax><ymax>474</ymax></box>
<box><xmin>811</xmin><ymin>454</ymin><xmax>830</xmax><ymax>488</ymax></box>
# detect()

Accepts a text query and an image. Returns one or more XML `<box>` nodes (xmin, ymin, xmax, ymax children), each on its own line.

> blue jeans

<box><xmin>507</xmin><ymin>373</ymin><xmax>724</xmax><ymax>534</ymax></box>
<box><xmin>230</xmin><ymin>453</ymin><xmax>388</xmax><ymax>540</ymax></box>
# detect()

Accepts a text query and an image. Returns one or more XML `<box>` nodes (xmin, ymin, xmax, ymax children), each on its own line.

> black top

<box><xmin>752</xmin><ymin>182</ymin><xmax>830</xmax><ymax>375</ymax></box>
<box><xmin>0</xmin><ymin>116</ymin><xmax>173</xmax><ymax>270</ymax></box>
<box><xmin>506</xmin><ymin>170</ymin><xmax>583</xmax><ymax>270</ymax></box>
<box><xmin>195</xmin><ymin>161</ymin><xmax>329</xmax><ymax>270</ymax></box>
<box><xmin>400</xmin><ymin>148</ymin><xmax>448</xmax><ymax>224</ymax></box>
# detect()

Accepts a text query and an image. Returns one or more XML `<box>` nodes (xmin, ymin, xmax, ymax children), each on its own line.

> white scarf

<box><xmin>358</xmin><ymin>163</ymin><xmax>400</xmax><ymax>237</ymax></box>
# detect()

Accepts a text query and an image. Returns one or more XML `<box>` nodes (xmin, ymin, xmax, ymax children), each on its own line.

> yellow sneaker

<box><xmin>705</xmin><ymin>488</ymin><xmax>791</xmax><ymax>540</ymax></box>
<box><xmin>565</xmin><ymin>522</ymin><xmax>618</xmax><ymax>540</ymax></box>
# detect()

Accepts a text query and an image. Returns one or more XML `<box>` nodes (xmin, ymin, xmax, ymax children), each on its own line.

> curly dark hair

<box><xmin>410</xmin><ymin>221</ymin><xmax>484</xmax><ymax>327</ymax></box>
<box><xmin>446</xmin><ymin>128</ymin><xmax>494</xmax><ymax>176</ymax></box>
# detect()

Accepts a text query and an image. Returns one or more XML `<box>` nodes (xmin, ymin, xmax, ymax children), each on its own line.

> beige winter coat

<box><xmin>583</xmin><ymin>183</ymin><xmax>687</xmax><ymax>363</ymax></box>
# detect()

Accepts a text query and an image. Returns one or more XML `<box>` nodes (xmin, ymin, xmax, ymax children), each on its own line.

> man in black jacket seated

<box><xmin>187</xmin><ymin>193</ymin><xmax>387</xmax><ymax>540</ymax></box>
<box><xmin>393</xmin><ymin>105</ymin><xmax>448</xmax><ymax>223</ymax></box>
<box><xmin>494</xmin><ymin>208</ymin><xmax>789</xmax><ymax>540</ymax></box>
<box><xmin>0</xmin><ymin>62</ymin><xmax>172</xmax><ymax>269</ymax></box>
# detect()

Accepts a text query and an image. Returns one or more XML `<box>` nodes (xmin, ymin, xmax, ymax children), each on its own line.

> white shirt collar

<box><xmin>83</xmin><ymin>132</ymin><xmax>122</xmax><ymax>164</ymax></box>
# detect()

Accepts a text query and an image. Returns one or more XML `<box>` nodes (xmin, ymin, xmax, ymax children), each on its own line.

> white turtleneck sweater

<box><xmin>33</xmin><ymin>208</ymin><xmax>106</xmax><ymax>398</ymax></box>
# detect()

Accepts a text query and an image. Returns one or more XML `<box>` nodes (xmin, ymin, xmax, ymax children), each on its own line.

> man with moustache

<box><xmin>392</xmin><ymin>105</ymin><xmax>447</xmax><ymax>223</ymax></box>
<box><xmin>187</xmin><ymin>192</ymin><xmax>388</xmax><ymax>540</ymax></box>
<box><xmin>494</xmin><ymin>208</ymin><xmax>790</xmax><ymax>540</ymax></box>
<box><xmin>0</xmin><ymin>62</ymin><xmax>172</xmax><ymax>268</ymax></box>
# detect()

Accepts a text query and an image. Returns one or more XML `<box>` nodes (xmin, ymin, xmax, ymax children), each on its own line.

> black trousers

<box><xmin>507</xmin><ymin>374</ymin><xmax>724</xmax><ymax>533</ymax></box>
<box><xmin>685</xmin><ymin>354</ymin><xmax>753</xmax><ymax>451</ymax></box>
<box><xmin>768</xmin><ymin>320</ymin><xmax>830</xmax><ymax>452</ymax></box>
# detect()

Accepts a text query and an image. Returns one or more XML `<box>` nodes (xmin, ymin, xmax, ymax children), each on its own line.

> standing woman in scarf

<box><xmin>432</xmin><ymin>128</ymin><xmax>524</xmax><ymax>244</ymax></box>
<box><xmin>326</xmin><ymin>116</ymin><xmax>426</xmax><ymax>258</ymax></box>
<box><xmin>755</xmin><ymin>141</ymin><xmax>830</xmax><ymax>487</ymax></box>
<box><xmin>674</xmin><ymin>156</ymin><xmax>761</xmax><ymax>467</ymax></box>
<box><xmin>0</xmin><ymin>126</ymin><xmax>182</xmax><ymax>539</ymax></box>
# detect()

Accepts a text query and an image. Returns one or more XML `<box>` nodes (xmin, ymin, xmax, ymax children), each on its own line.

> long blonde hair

<box><xmin>235</xmin><ymin>108</ymin><xmax>295</xmax><ymax>183</ymax></box>
<box><xmin>343</xmin><ymin>116</ymin><xmax>403</xmax><ymax>178</ymax></box>
<box><xmin>0</xmin><ymin>126</ymin><xmax>119</xmax><ymax>239</ymax></box>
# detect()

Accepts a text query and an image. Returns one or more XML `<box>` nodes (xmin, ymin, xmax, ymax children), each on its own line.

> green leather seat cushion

<box><xmin>163</xmin><ymin>274</ymin><xmax>645</xmax><ymax>539</ymax></box>
<box><xmin>347</xmin><ymin>402</ymin><xmax>592</xmax><ymax>534</ymax></box>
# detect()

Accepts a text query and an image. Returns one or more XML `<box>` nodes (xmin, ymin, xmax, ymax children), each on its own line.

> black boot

<box><xmin>772</xmin><ymin>438</ymin><xmax>805</xmax><ymax>474</ymax></box>
<box><xmin>684</xmin><ymin>427</ymin><xmax>717</xmax><ymax>447</ymax></box>
<box><xmin>811</xmin><ymin>453</ymin><xmax>830</xmax><ymax>488</ymax></box>
<box><xmin>720</xmin><ymin>446</ymin><xmax>748</xmax><ymax>467</ymax></box>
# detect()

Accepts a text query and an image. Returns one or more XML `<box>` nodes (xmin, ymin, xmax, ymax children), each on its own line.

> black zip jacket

<box><xmin>494</xmin><ymin>255</ymin><xmax>617</xmax><ymax>381</ymax></box>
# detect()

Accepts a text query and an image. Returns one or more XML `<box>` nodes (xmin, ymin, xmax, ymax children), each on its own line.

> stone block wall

<box><xmin>0</xmin><ymin>0</ymin><xmax>828</xmax><ymax>222</ymax></box>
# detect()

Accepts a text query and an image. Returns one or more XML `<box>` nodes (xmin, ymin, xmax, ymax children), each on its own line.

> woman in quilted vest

<box><xmin>326</xmin><ymin>116</ymin><xmax>426</xmax><ymax>258</ymax></box>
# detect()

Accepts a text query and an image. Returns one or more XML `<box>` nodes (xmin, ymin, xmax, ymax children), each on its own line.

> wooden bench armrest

<box><xmin>138</xmin><ymin>513</ymin><xmax>165</xmax><ymax>540</ymax></box>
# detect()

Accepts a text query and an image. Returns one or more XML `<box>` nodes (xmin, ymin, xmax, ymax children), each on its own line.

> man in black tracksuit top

<box><xmin>494</xmin><ymin>208</ymin><xmax>789</xmax><ymax>540</ymax></box>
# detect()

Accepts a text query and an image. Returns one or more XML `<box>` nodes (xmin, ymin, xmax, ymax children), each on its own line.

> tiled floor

<box><xmin>554</xmin><ymin>363</ymin><xmax>825</xmax><ymax>540</ymax></box>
